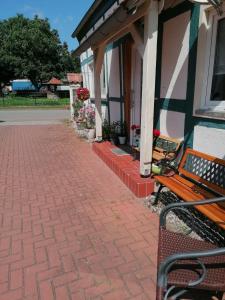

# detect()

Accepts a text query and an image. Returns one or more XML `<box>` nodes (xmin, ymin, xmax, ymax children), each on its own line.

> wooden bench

<box><xmin>132</xmin><ymin>135</ymin><xmax>182</xmax><ymax>162</ymax></box>
<box><xmin>154</xmin><ymin>148</ymin><xmax>225</xmax><ymax>230</ymax></box>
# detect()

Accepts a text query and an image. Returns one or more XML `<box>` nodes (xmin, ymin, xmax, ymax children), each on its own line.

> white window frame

<box><xmin>194</xmin><ymin>4</ymin><xmax>225</xmax><ymax>117</ymax></box>
<box><xmin>205</xmin><ymin>12</ymin><xmax>225</xmax><ymax>109</ymax></box>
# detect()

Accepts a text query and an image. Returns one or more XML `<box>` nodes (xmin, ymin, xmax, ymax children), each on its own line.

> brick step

<box><xmin>93</xmin><ymin>142</ymin><xmax>154</xmax><ymax>198</ymax></box>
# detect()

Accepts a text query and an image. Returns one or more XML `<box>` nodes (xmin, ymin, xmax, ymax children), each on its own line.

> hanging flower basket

<box><xmin>76</xmin><ymin>87</ymin><xmax>90</xmax><ymax>101</ymax></box>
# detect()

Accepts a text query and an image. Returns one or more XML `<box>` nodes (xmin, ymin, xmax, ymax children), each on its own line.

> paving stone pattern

<box><xmin>0</xmin><ymin>125</ymin><xmax>159</xmax><ymax>300</ymax></box>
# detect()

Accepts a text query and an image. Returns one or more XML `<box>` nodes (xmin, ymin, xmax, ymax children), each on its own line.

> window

<box><xmin>206</xmin><ymin>15</ymin><xmax>225</xmax><ymax>108</ymax></box>
<box><xmin>194</xmin><ymin>6</ymin><xmax>225</xmax><ymax>117</ymax></box>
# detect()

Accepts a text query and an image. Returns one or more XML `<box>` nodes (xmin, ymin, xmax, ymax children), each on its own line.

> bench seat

<box><xmin>155</xmin><ymin>174</ymin><xmax>225</xmax><ymax>229</ymax></box>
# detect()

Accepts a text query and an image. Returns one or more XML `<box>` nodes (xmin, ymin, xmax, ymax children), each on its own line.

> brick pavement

<box><xmin>0</xmin><ymin>125</ymin><xmax>159</xmax><ymax>300</ymax></box>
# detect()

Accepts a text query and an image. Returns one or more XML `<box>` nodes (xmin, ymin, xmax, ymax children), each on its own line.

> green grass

<box><xmin>0</xmin><ymin>96</ymin><xmax>70</xmax><ymax>109</ymax></box>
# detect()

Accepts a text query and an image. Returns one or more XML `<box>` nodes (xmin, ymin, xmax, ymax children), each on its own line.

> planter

<box><xmin>72</xmin><ymin>121</ymin><xmax>77</xmax><ymax>129</ymax></box>
<box><xmin>151</xmin><ymin>163</ymin><xmax>163</xmax><ymax>175</ymax></box>
<box><xmin>77</xmin><ymin>129</ymin><xmax>86</xmax><ymax>138</ymax></box>
<box><xmin>87</xmin><ymin>128</ymin><xmax>95</xmax><ymax>140</ymax></box>
<box><xmin>118</xmin><ymin>136</ymin><xmax>126</xmax><ymax>145</ymax></box>
<box><xmin>110</xmin><ymin>135</ymin><xmax>119</xmax><ymax>145</ymax></box>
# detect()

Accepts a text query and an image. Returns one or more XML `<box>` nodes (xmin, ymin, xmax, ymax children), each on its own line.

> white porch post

<box><xmin>140</xmin><ymin>0</ymin><xmax>159</xmax><ymax>176</ymax></box>
<box><xmin>93</xmin><ymin>45</ymin><xmax>105</xmax><ymax>141</ymax></box>
<box><xmin>69</xmin><ymin>84</ymin><xmax>76</xmax><ymax>121</ymax></box>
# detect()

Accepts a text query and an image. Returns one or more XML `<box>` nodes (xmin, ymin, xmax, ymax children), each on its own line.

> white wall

<box><xmin>107</xmin><ymin>47</ymin><xmax>121</xmax><ymax>98</ymax></box>
<box><xmin>193</xmin><ymin>126</ymin><xmax>225</xmax><ymax>159</ymax></box>
<box><xmin>101</xmin><ymin>105</ymin><xmax>108</xmax><ymax>121</ymax></box>
<box><xmin>109</xmin><ymin>102</ymin><xmax>121</xmax><ymax>122</ymax></box>
<box><xmin>81</xmin><ymin>63</ymin><xmax>89</xmax><ymax>89</ymax></box>
<box><xmin>160</xmin><ymin>11</ymin><xmax>190</xmax><ymax>100</ymax></box>
<box><xmin>80</xmin><ymin>45</ymin><xmax>123</xmax><ymax>124</ymax></box>
<box><xmin>87</xmin><ymin>63</ymin><xmax>94</xmax><ymax>98</ymax></box>
<box><xmin>159</xmin><ymin>109</ymin><xmax>185</xmax><ymax>140</ymax></box>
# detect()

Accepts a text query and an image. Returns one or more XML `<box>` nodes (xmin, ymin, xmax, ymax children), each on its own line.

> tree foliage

<box><xmin>0</xmin><ymin>14</ymin><xmax>80</xmax><ymax>86</ymax></box>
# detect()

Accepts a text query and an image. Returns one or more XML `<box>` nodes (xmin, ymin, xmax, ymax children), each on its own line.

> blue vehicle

<box><xmin>12</xmin><ymin>80</ymin><xmax>37</xmax><ymax>92</ymax></box>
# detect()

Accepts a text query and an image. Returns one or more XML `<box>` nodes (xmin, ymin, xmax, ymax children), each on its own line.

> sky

<box><xmin>0</xmin><ymin>0</ymin><xmax>94</xmax><ymax>51</ymax></box>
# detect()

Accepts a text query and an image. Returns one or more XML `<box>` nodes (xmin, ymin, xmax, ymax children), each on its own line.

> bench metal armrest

<box><xmin>160</xmin><ymin>196</ymin><xmax>225</xmax><ymax>227</ymax></box>
<box><xmin>158</xmin><ymin>247</ymin><xmax>225</xmax><ymax>290</ymax></box>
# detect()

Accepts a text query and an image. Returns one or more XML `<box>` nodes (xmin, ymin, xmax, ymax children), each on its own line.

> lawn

<box><xmin>0</xmin><ymin>96</ymin><xmax>70</xmax><ymax>109</ymax></box>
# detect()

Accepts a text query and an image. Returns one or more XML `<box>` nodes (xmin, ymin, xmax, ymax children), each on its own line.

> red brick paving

<box><xmin>0</xmin><ymin>125</ymin><xmax>159</xmax><ymax>300</ymax></box>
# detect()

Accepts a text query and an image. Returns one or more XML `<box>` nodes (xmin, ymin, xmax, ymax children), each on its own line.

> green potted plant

<box><xmin>109</xmin><ymin>121</ymin><xmax>120</xmax><ymax>145</ymax></box>
<box><xmin>102</xmin><ymin>119</ymin><xmax>111</xmax><ymax>140</ymax></box>
<box><xmin>72</xmin><ymin>100</ymin><xmax>83</xmax><ymax>121</ymax></box>
<box><xmin>117</xmin><ymin>121</ymin><xmax>127</xmax><ymax>145</ymax></box>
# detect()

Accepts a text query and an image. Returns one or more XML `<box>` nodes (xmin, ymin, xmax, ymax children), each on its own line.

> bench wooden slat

<box><xmin>153</xmin><ymin>151</ymin><xmax>175</xmax><ymax>161</ymax></box>
<box><xmin>155</xmin><ymin>175</ymin><xmax>225</xmax><ymax>229</ymax></box>
<box><xmin>155</xmin><ymin>175</ymin><xmax>214</xmax><ymax>201</ymax></box>
<box><xmin>132</xmin><ymin>134</ymin><xmax>182</xmax><ymax>162</ymax></box>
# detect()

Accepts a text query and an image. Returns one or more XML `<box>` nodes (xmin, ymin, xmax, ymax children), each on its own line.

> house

<box><xmin>71</xmin><ymin>0</ymin><xmax>225</xmax><ymax>180</ymax></box>
<box><xmin>44</xmin><ymin>76</ymin><xmax>82</xmax><ymax>98</ymax></box>
<box><xmin>67</xmin><ymin>73</ymin><xmax>83</xmax><ymax>85</ymax></box>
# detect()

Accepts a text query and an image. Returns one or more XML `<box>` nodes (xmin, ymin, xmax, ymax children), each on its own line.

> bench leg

<box><xmin>151</xmin><ymin>184</ymin><xmax>164</xmax><ymax>205</ymax></box>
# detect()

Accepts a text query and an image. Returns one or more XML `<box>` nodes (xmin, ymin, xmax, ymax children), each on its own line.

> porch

<box><xmin>93</xmin><ymin>141</ymin><xmax>154</xmax><ymax>197</ymax></box>
<box><xmin>73</xmin><ymin>0</ymin><xmax>159</xmax><ymax>178</ymax></box>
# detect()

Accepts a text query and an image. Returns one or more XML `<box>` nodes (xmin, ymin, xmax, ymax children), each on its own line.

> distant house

<box><xmin>67</xmin><ymin>73</ymin><xmax>83</xmax><ymax>85</ymax></box>
<box><xmin>44</xmin><ymin>76</ymin><xmax>82</xmax><ymax>98</ymax></box>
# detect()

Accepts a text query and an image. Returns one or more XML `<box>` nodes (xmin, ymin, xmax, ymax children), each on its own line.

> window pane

<box><xmin>211</xmin><ymin>18</ymin><xmax>225</xmax><ymax>101</ymax></box>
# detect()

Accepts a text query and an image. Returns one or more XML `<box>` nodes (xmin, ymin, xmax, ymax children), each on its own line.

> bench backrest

<box><xmin>154</xmin><ymin>135</ymin><xmax>182</xmax><ymax>154</ymax></box>
<box><xmin>179</xmin><ymin>148</ymin><xmax>225</xmax><ymax>197</ymax></box>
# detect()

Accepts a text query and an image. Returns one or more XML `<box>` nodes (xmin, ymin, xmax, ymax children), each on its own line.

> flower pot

<box><xmin>72</xmin><ymin>121</ymin><xmax>77</xmax><ymax>129</ymax></box>
<box><xmin>118</xmin><ymin>136</ymin><xmax>126</xmax><ymax>145</ymax></box>
<box><xmin>87</xmin><ymin>128</ymin><xmax>95</xmax><ymax>140</ymax></box>
<box><xmin>77</xmin><ymin>129</ymin><xmax>86</xmax><ymax>138</ymax></box>
<box><xmin>110</xmin><ymin>135</ymin><xmax>118</xmax><ymax>145</ymax></box>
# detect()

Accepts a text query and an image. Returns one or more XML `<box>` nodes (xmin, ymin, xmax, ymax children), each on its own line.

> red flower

<box><xmin>153</xmin><ymin>129</ymin><xmax>160</xmax><ymax>137</ymax></box>
<box><xmin>131</xmin><ymin>124</ymin><xmax>137</xmax><ymax>130</ymax></box>
<box><xmin>76</xmin><ymin>87</ymin><xmax>90</xmax><ymax>101</ymax></box>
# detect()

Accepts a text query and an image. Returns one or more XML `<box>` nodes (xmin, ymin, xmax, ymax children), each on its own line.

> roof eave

<box><xmin>72</xmin><ymin>0</ymin><xmax>147</xmax><ymax>57</ymax></box>
<box><xmin>71</xmin><ymin>0</ymin><xmax>104</xmax><ymax>39</ymax></box>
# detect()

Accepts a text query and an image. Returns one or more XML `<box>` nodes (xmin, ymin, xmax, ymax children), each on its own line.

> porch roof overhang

<box><xmin>72</xmin><ymin>0</ymin><xmax>148</xmax><ymax>57</ymax></box>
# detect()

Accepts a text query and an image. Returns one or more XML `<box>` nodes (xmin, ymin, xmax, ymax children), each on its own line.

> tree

<box><xmin>60</xmin><ymin>42</ymin><xmax>81</xmax><ymax>74</ymax></box>
<box><xmin>0</xmin><ymin>14</ymin><xmax>80</xmax><ymax>87</ymax></box>
<box><xmin>71</xmin><ymin>51</ymin><xmax>81</xmax><ymax>73</ymax></box>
